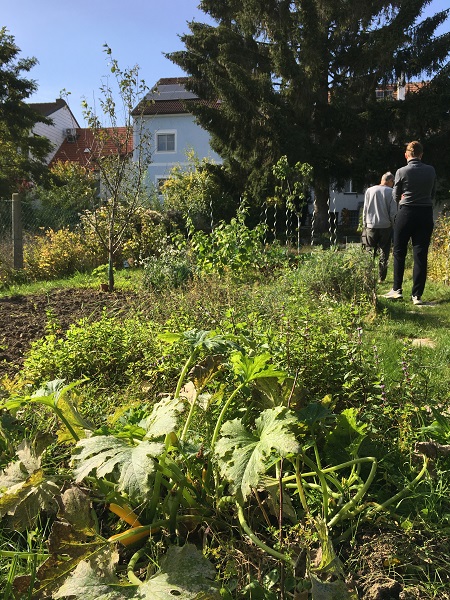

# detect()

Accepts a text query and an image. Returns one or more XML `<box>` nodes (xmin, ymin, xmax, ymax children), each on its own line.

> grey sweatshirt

<box><xmin>393</xmin><ymin>158</ymin><xmax>436</xmax><ymax>207</ymax></box>
<box><xmin>363</xmin><ymin>184</ymin><xmax>397</xmax><ymax>229</ymax></box>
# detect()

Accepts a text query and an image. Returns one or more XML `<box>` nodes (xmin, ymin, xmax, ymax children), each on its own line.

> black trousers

<box><xmin>393</xmin><ymin>205</ymin><xmax>434</xmax><ymax>297</ymax></box>
<box><xmin>364</xmin><ymin>227</ymin><xmax>393</xmax><ymax>282</ymax></box>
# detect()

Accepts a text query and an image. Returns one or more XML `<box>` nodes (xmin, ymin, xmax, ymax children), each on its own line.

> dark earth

<box><xmin>0</xmin><ymin>287</ymin><xmax>136</xmax><ymax>379</ymax></box>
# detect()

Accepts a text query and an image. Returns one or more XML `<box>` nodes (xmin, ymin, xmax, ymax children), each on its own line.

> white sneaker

<box><xmin>383</xmin><ymin>289</ymin><xmax>403</xmax><ymax>299</ymax></box>
<box><xmin>412</xmin><ymin>296</ymin><xmax>424</xmax><ymax>305</ymax></box>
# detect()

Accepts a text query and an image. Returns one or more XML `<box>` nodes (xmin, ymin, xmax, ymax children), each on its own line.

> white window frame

<box><xmin>156</xmin><ymin>130</ymin><xmax>176</xmax><ymax>153</ymax></box>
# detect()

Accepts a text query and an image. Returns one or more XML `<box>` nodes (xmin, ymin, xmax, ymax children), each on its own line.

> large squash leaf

<box><xmin>54</xmin><ymin>544</ymin><xmax>220</xmax><ymax>599</ymax></box>
<box><xmin>138</xmin><ymin>395</ymin><xmax>184</xmax><ymax>440</ymax></box>
<box><xmin>215</xmin><ymin>407</ymin><xmax>300</xmax><ymax>499</ymax></box>
<box><xmin>72</xmin><ymin>436</ymin><xmax>164</xmax><ymax>500</ymax></box>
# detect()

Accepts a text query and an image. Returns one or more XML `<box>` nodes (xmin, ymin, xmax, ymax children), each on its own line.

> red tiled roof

<box><xmin>50</xmin><ymin>127</ymin><xmax>133</xmax><ymax>169</ymax></box>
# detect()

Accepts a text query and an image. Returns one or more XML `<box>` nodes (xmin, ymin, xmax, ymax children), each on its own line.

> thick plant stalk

<box><xmin>236</xmin><ymin>502</ymin><xmax>295</xmax><ymax>567</ymax></box>
<box><xmin>326</xmin><ymin>457</ymin><xmax>377</xmax><ymax>528</ymax></box>
<box><xmin>127</xmin><ymin>548</ymin><xmax>146</xmax><ymax>585</ymax></box>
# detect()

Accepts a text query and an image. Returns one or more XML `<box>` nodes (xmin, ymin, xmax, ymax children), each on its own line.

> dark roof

<box><xmin>132</xmin><ymin>77</ymin><xmax>218</xmax><ymax>116</ymax></box>
<box><xmin>29</xmin><ymin>99</ymin><xmax>68</xmax><ymax>117</ymax></box>
<box><xmin>50</xmin><ymin>127</ymin><xmax>133</xmax><ymax>169</ymax></box>
<box><xmin>28</xmin><ymin>98</ymin><xmax>81</xmax><ymax>126</ymax></box>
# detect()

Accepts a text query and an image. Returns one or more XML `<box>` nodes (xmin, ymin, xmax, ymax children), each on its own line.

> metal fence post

<box><xmin>12</xmin><ymin>192</ymin><xmax>23</xmax><ymax>269</ymax></box>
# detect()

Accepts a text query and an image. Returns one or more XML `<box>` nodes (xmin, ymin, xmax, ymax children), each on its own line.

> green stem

<box><xmin>53</xmin><ymin>406</ymin><xmax>80</xmax><ymax>442</ymax></box>
<box><xmin>180</xmin><ymin>390</ymin><xmax>199</xmax><ymax>442</ymax></box>
<box><xmin>207</xmin><ymin>382</ymin><xmax>246</xmax><ymax>490</ymax></box>
<box><xmin>147</xmin><ymin>467</ymin><xmax>164</xmax><ymax>523</ymax></box>
<box><xmin>236</xmin><ymin>503</ymin><xmax>295</xmax><ymax>567</ymax></box>
<box><xmin>302</xmin><ymin>453</ymin><xmax>329</xmax><ymax>522</ymax></box>
<box><xmin>294</xmin><ymin>456</ymin><xmax>310</xmax><ymax>514</ymax></box>
<box><xmin>127</xmin><ymin>548</ymin><xmax>146</xmax><ymax>586</ymax></box>
<box><xmin>174</xmin><ymin>353</ymin><xmax>196</xmax><ymax>400</ymax></box>
<box><xmin>365</xmin><ymin>455</ymin><xmax>429</xmax><ymax>519</ymax></box>
<box><xmin>210</xmin><ymin>383</ymin><xmax>245</xmax><ymax>453</ymax></box>
<box><xmin>327</xmin><ymin>457</ymin><xmax>377</xmax><ymax>528</ymax></box>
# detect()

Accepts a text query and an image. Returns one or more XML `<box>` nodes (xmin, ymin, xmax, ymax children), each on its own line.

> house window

<box><xmin>344</xmin><ymin>179</ymin><xmax>356</xmax><ymax>194</ymax></box>
<box><xmin>156</xmin><ymin>132</ymin><xmax>175</xmax><ymax>152</ymax></box>
<box><xmin>156</xmin><ymin>177</ymin><xmax>168</xmax><ymax>191</ymax></box>
<box><xmin>344</xmin><ymin>179</ymin><xmax>363</xmax><ymax>194</ymax></box>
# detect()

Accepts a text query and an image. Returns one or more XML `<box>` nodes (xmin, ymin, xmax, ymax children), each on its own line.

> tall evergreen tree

<box><xmin>0</xmin><ymin>27</ymin><xmax>52</xmax><ymax>198</ymax></box>
<box><xmin>168</xmin><ymin>1</ymin><xmax>450</xmax><ymax>231</ymax></box>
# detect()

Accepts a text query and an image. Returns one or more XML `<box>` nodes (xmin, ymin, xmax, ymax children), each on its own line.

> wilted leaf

<box><xmin>188</xmin><ymin>354</ymin><xmax>226</xmax><ymax>391</ymax></box>
<box><xmin>0</xmin><ymin>440</ymin><xmax>59</xmax><ymax>530</ymax></box>
<box><xmin>53</xmin><ymin>544</ymin><xmax>220</xmax><ymax>599</ymax></box>
<box><xmin>15</xmin><ymin>487</ymin><xmax>103</xmax><ymax>598</ymax></box>
<box><xmin>139</xmin><ymin>395</ymin><xmax>184</xmax><ymax>439</ymax></box>
<box><xmin>73</xmin><ymin>436</ymin><xmax>164</xmax><ymax>500</ymax></box>
<box><xmin>215</xmin><ymin>407</ymin><xmax>300</xmax><ymax>499</ymax></box>
<box><xmin>252</xmin><ymin>376</ymin><xmax>306</xmax><ymax>410</ymax></box>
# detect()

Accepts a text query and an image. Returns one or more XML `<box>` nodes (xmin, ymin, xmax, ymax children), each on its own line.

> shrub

<box><xmin>142</xmin><ymin>243</ymin><xmax>193</xmax><ymax>291</ymax></box>
<box><xmin>285</xmin><ymin>244</ymin><xmax>377</xmax><ymax>303</ymax></box>
<box><xmin>189</xmin><ymin>205</ymin><xmax>267</xmax><ymax>279</ymax></box>
<box><xmin>21</xmin><ymin>312</ymin><xmax>161</xmax><ymax>387</ymax></box>
<box><xmin>428</xmin><ymin>212</ymin><xmax>450</xmax><ymax>284</ymax></box>
<box><xmin>23</xmin><ymin>228</ymin><xmax>96</xmax><ymax>280</ymax></box>
<box><xmin>79</xmin><ymin>204</ymin><xmax>168</xmax><ymax>266</ymax></box>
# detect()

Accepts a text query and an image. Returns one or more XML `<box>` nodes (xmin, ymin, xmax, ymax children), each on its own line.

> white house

<box><xmin>28</xmin><ymin>99</ymin><xmax>80</xmax><ymax>164</ymax></box>
<box><xmin>132</xmin><ymin>78</ymin><xmax>222</xmax><ymax>192</ymax></box>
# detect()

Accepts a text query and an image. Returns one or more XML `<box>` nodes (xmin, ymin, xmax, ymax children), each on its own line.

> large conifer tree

<box><xmin>168</xmin><ymin>1</ymin><xmax>450</xmax><ymax>231</ymax></box>
<box><xmin>0</xmin><ymin>27</ymin><xmax>52</xmax><ymax>198</ymax></box>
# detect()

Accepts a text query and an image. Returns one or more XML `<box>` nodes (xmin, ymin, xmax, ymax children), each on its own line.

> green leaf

<box><xmin>298</xmin><ymin>402</ymin><xmax>335</xmax><ymax>429</ymax></box>
<box><xmin>54</xmin><ymin>544</ymin><xmax>220</xmax><ymax>599</ymax></box>
<box><xmin>230</xmin><ymin>352</ymin><xmax>286</xmax><ymax>384</ymax></box>
<box><xmin>73</xmin><ymin>436</ymin><xmax>164</xmax><ymax>500</ymax></box>
<box><xmin>215</xmin><ymin>407</ymin><xmax>300</xmax><ymax>499</ymax></box>
<box><xmin>324</xmin><ymin>408</ymin><xmax>367</xmax><ymax>462</ymax></box>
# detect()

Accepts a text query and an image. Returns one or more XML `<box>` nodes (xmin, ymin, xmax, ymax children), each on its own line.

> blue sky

<box><xmin>3</xmin><ymin>0</ymin><xmax>449</xmax><ymax>126</ymax></box>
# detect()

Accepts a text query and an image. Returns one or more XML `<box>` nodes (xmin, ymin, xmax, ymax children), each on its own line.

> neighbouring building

<box><xmin>131</xmin><ymin>77</ymin><xmax>222</xmax><ymax>193</ymax></box>
<box><xmin>28</xmin><ymin>99</ymin><xmax>80</xmax><ymax>164</ymax></box>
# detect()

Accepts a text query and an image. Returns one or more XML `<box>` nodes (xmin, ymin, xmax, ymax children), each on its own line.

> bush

<box><xmin>23</xmin><ymin>228</ymin><xmax>97</xmax><ymax>280</ymax></box>
<box><xmin>142</xmin><ymin>243</ymin><xmax>193</xmax><ymax>291</ymax></box>
<box><xmin>428</xmin><ymin>212</ymin><xmax>450</xmax><ymax>284</ymax></box>
<box><xmin>79</xmin><ymin>204</ymin><xmax>168</xmax><ymax>267</ymax></box>
<box><xmin>285</xmin><ymin>244</ymin><xmax>377</xmax><ymax>303</ymax></box>
<box><xmin>22</xmin><ymin>312</ymin><xmax>161</xmax><ymax>387</ymax></box>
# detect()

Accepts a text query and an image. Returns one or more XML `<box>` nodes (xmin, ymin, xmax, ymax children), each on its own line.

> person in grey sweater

<box><xmin>384</xmin><ymin>140</ymin><xmax>436</xmax><ymax>305</ymax></box>
<box><xmin>362</xmin><ymin>172</ymin><xmax>397</xmax><ymax>282</ymax></box>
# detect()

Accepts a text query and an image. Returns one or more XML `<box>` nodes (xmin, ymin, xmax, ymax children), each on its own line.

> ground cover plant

<box><xmin>0</xmin><ymin>230</ymin><xmax>449</xmax><ymax>599</ymax></box>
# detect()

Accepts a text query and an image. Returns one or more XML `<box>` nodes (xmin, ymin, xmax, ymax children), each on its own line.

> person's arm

<box><xmin>363</xmin><ymin>190</ymin><xmax>368</xmax><ymax>227</ymax></box>
<box><xmin>389</xmin><ymin>195</ymin><xmax>397</xmax><ymax>226</ymax></box>
<box><xmin>431</xmin><ymin>168</ymin><xmax>437</xmax><ymax>202</ymax></box>
<box><xmin>392</xmin><ymin>170</ymin><xmax>402</xmax><ymax>204</ymax></box>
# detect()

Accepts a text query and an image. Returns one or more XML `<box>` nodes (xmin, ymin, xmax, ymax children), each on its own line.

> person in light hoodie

<box><xmin>362</xmin><ymin>171</ymin><xmax>397</xmax><ymax>283</ymax></box>
<box><xmin>384</xmin><ymin>140</ymin><xmax>436</xmax><ymax>305</ymax></box>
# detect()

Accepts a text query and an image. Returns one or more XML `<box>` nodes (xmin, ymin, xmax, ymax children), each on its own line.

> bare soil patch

<box><xmin>0</xmin><ymin>288</ymin><xmax>136</xmax><ymax>379</ymax></box>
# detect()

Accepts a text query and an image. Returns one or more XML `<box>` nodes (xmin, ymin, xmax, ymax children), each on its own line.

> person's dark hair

<box><xmin>405</xmin><ymin>140</ymin><xmax>423</xmax><ymax>157</ymax></box>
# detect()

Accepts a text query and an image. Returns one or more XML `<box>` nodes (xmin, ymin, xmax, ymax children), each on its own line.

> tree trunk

<box><xmin>312</xmin><ymin>177</ymin><xmax>330</xmax><ymax>235</ymax></box>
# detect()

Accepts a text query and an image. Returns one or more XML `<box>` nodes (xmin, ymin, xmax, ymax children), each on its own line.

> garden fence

<box><xmin>0</xmin><ymin>193</ymin><xmax>83</xmax><ymax>270</ymax></box>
